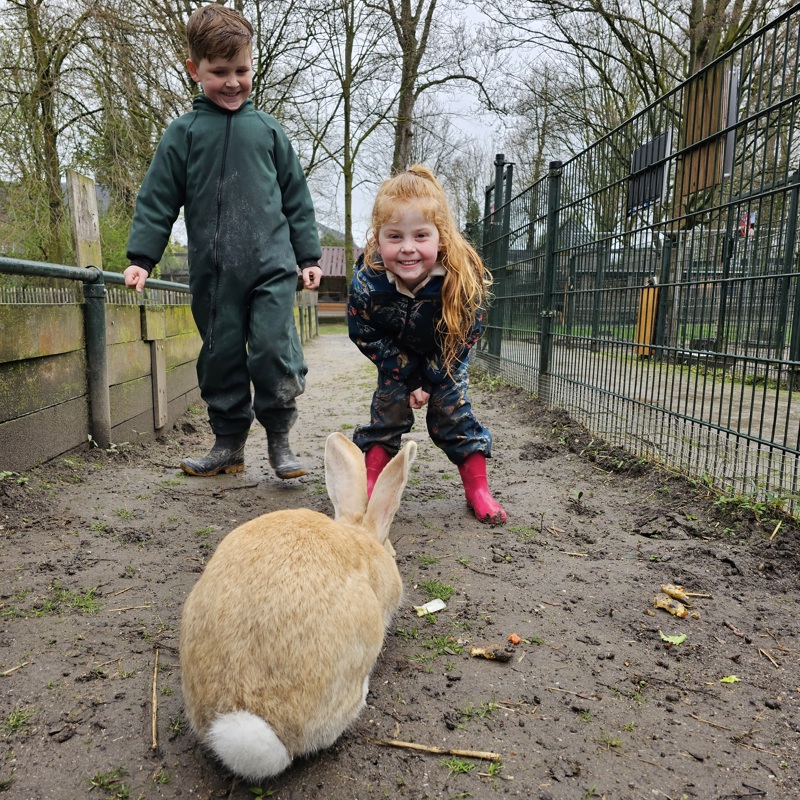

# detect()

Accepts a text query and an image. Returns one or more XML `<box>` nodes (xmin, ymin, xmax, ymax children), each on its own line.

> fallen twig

<box><xmin>365</xmin><ymin>737</ymin><xmax>501</xmax><ymax>761</ymax></box>
<box><xmin>769</xmin><ymin>520</ymin><xmax>782</xmax><ymax>541</ymax></box>
<box><xmin>112</xmin><ymin>585</ymin><xmax>138</xmax><ymax>597</ymax></box>
<box><xmin>724</xmin><ymin>620</ymin><xmax>745</xmax><ymax>638</ymax></box>
<box><xmin>546</xmin><ymin>686</ymin><xmax>596</xmax><ymax>700</ymax></box>
<box><xmin>151</xmin><ymin>649</ymin><xmax>159</xmax><ymax>751</ymax></box>
<box><xmin>689</xmin><ymin>713</ymin><xmax>731</xmax><ymax>731</ymax></box>
<box><xmin>1</xmin><ymin>661</ymin><xmax>31</xmax><ymax>677</ymax></box>
<box><xmin>737</xmin><ymin>741</ymin><xmax>781</xmax><ymax>757</ymax></box>
<box><xmin>104</xmin><ymin>604</ymin><xmax>152</xmax><ymax>613</ymax></box>
<box><xmin>563</xmin><ymin>551</ymin><xmax>588</xmax><ymax>557</ymax></box>
<box><xmin>757</xmin><ymin>648</ymin><xmax>780</xmax><ymax>669</ymax></box>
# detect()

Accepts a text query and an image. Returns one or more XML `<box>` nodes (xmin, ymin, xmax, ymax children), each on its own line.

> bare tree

<box><xmin>296</xmin><ymin>0</ymin><xmax>397</xmax><ymax>276</ymax></box>
<box><xmin>367</xmin><ymin>0</ymin><xmax>498</xmax><ymax>173</ymax></box>
<box><xmin>0</xmin><ymin>0</ymin><xmax>106</xmax><ymax>262</ymax></box>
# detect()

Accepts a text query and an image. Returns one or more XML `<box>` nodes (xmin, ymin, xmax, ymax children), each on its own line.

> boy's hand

<box><xmin>409</xmin><ymin>388</ymin><xmax>430</xmax><ymax>409</ymax></box>
<box><xmin>301</xmin><ymin>266</ymin><xmax>322</xmax><ymax>290</ymax></box>
<box><xmin>124</xmin><ymin>265</ymin><xmax>149</xmax><ymax>293</ymax></box>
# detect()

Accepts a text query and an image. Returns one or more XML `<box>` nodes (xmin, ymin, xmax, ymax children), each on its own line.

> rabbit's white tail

<box><xmin>207</xmin><ymin>710</ymin><xmax>291</xmax><ymax>780</ymax></box>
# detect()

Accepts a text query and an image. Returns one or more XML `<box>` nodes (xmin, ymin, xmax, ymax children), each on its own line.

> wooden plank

<box><xmin>0</xmin><ymin>397</ymin><xmax>90</xmax><ymax>472</ymax></box>
<box><xmin>110</xmin><ymin>376</ymin><xmax>152</xmax><ymax>428</ymax></box>
<box><xmin>167</xmin><ymin>361</ymin><xmax>201</xmax><ymax>402</ymax></box>
<box><xmin>0</xmin><ymin>306</ymin><xmax>83</xmax><ymax>363</ymax></box>
<box><xmin>165</xmin><ymin>305</ymin><xmax>197</xmax><ymax>337</ymax></box>
<box><xmin>66</xmin><ymin>170</ymin><xmax>103</xmax><ymax>269</ymax></box>
<box><xmin>151</xmin><ymin>340</ymin><xmax>168</xmax><ymax>429</ymax></box>
<box><xmin>0</xmin><ymin>352</ymin><xmax>86</xmax><ymax>423</ymax></box>
<box><xmin>106</xmin><ymin>305</ymin><xmax>142</xmax><ymax>345</ymax></box>
<box><xmin>108</xmin><ymin>340</ymin><xmax>150</xmax><ymax>386</ymax></box>
<box><xmin>165</xmin><ymin>332</ymin><xmax>202</xmax><ymax>369</ymax></box>
<box><xmin>142</xmin><ymin>306</ymin><xmax>166</xmax><ymax>341</ymax></box>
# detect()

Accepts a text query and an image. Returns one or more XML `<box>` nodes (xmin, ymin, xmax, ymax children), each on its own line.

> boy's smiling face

<box><xmin>186</xmin><ymin>46</ymin><xmax>253</xmax><ymax>112</ymax></box>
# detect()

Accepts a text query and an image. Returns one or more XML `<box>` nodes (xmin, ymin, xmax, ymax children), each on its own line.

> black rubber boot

<box><xmin>267</xmin><ymin>431</ymin><xmax>307</xmax><ymax>479</ymax></box>
<box><xmin>180</xmin><ymin>432</ymin><xmax>248</xmax><ymax>477</ymax></box>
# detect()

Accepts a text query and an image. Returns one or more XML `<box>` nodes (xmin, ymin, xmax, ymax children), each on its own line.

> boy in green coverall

<box><xmin>124</xmin><ymin>4</ymin><xmax>322</xmax><ymax>480</ymax></box>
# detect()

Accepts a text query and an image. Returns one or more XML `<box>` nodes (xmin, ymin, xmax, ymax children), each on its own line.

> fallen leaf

<box><xmin>720</xmin><ymin>675</ymin><xmax>741</xmax><ymax>684</ymax></box>
<box><xmin>659</xmin><ymin>630</ymin><xmax>687</xmax><ymax>645</ymax></box>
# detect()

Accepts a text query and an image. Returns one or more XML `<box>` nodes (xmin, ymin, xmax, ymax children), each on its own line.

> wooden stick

<box><xmin>151</xmin><ymin>649</ymin><xmax>159</xmax><ymax>750</ymax></box>
<box><xmin>104</xmin><ymin>604</ymin><xmax>152</xmax><ymax>613</ymax></box>
<box><xmin>546</xmin><ymin>686</ymin><xmax>596</xmax><ymax>700</ymax></box>
<box><xmin>758</xmin><ymin>648</ymin><xmax>780</xmax><ymax>668</ymax></box>
<box><xmin>689</xmin><ymin>713</ymin><xmax>730</xmax><ymax>731</ymax></box>
<box><xmin>366</xmin><ymin>737</ymin><xmax>501</xmax><ymax>761</ymax></box>
<box><xmin>770</xmin><ymin>520</ymin><xmax>782</xmax><ymax>541</ymax></box>
<box><xmin>563</xmin><ymin>551</ymin><xmax>588</xmax><ymax>557</ymax></box>
<box><xmin>0</xmin><ymin>661</ymin><xmax>30</xmax><ymax>677</ymax></box>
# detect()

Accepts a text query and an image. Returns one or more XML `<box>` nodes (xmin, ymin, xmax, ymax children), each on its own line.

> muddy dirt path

<box><xmin>1</xmin><ymin>332</ymin><xmax>798</xmax><ymax>800</ymax></box>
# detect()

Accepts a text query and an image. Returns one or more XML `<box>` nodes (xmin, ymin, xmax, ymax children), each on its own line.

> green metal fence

<box><xmin>471</xmin><ymin>7</ymin><xmax>800</xmax><ymax>512</ymax></box>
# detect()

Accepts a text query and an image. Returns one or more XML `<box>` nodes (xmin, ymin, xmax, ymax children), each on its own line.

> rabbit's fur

<box><xmin>179</xmin><ymin>432</ymin><xmax>416</xmax><ymax>780</ymax></box>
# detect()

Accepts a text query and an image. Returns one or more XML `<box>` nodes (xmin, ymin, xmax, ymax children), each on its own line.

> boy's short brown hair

<box><xmin>186</xmin><ymin>4</ymin><xmax>253</xmax><ymax>64</ymax></box>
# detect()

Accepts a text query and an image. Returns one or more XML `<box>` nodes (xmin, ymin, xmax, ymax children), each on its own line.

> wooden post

<box><xmin>66</xmin><ymin>170</ymin><xmax>103</xmax><ymax>269</ymax></box>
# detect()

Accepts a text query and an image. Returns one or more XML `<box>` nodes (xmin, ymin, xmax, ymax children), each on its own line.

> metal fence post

<box><xmin>780</xmin><ymin>173</ymin><xmax>800</xmax><ymax>371</ymax></box>
<box><xmin>655</xmin><ymin>236</ymin><xmax>675</xmax><ymax>350</ymax></box>
<box><xmin>539</xmin><ymin>160</ymin><xmax>562</xmax><ymax>403</ymax></box>
<box><xmin>82</xmin><ymin>268</ymin><xmax>111</xmax><ymax>448</ymax></box>
<box><xmin>486</xmin><ymin>154</ymin><xmax>507</xmax><ymax>357</ymax></box>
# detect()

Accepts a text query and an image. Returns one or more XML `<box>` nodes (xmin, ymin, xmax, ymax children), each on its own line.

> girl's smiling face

<box><xmin>376</xmin><ymin>203</ymin><xmax>440</xmax><ymax>289</ymax></box>
<box><xmin>186</xmin><ymin>46</ymin><xmax>253</xmax><ymax>112</ymax></box>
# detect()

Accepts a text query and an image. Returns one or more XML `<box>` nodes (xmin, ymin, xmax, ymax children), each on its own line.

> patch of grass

<box><xmin>194</xmin><ymin>525</ymin><xmax>216</xmax><ymax>537</ymax></box>
<box><xmin>395</xmin><ymin>626</ymin><xmax>420</xmax><ymax>641</ymax></box>
<box><xmin>31</xmin><ymin>583</ymin><xmax>100</xmax><ymax>616</ymax></box>
<box><xmin>114</xmin><ymin>508</ymin><xmax>134</xmax><ymax>520</ymax></box>
<box><xmin>423</xmin><ymin>634</ymin><xmax>463</xmax><ymax>657</ymax></box>
<box><xmin>87</xmin><ymin>766</ymin><xmax>138</xmax><ymax>799</ymax></box>
<box><xmin>599</xmin><ymin>733</ymin><xmax>622</xmax><ymax>749</ymax></box>
<box><xmin>169</xmin><ymin>714</ymin><xmax>188</xmax><ymax>737</ymax></box>
<box><xmin>621</xmin><ymin>722</ymin><xmax>635</xmax><ymax>731</ymax></box>
<box><xmin>442</xmin><ymin>756</ymin><xmax>476</xmax><ymax>776</ymax></box>
<box><xmin>579</xmin><ymin>710</ymin><xmax>592</xmax><ymax>722</ymax></box>
<box><xmin>510</xmin><ymin>524</ymin><xmax>538</xmax><ymax>542</ymax></box>
<box><xmin>418</xmin><ymin>554</ymin><xmax>440</xmax><ymax>567</ymax></box>
<box><xmin>460</xmin><ymin>700</ymin><xmax>500</xmax><ymax>723</ymax></box>
<box><xmin>2</xmin><ymin>706</ymin><xmax>36</xmax><ymax>736</ymax></box>
<box><xmin>154</xmin><ymin>767</ymin><xmax>170</xmax><ymax>785</ymax></box>
<box><xmin>89</xmin><ymin>521</ymin><xmax>107</xmax><ymax>533</ymax></box>
<box><xmin>159</xmin><ymin>477</ymin><xmax>185</xmax><ymax>487</ymax></box>
<box><xmin>417</xmin><ymin>578</ymin><xmax>454</xmax><ymax>602</ymax></box>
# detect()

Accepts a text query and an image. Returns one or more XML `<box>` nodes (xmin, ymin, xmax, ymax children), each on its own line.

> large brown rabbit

<box><xmin>179</xmin><ymin>432</ymin><xmax>416</xmax><ymax>780</ymax></box>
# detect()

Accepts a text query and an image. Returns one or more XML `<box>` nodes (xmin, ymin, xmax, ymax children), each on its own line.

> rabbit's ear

<box><xmin>364</xmin><ymin>440</ymin><xmax>417</xmax><ymax>544</ymax></box>
<box><xmin>325</xmin><ymin>432</ymin><xmax>369</xmax><ymax>522</ymax></box>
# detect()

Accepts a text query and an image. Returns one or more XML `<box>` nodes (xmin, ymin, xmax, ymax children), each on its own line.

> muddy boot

<box><xmin>457</xmin><ymin>452</ymin><xmax>507</xmax><ymax>525</ymax></box>
<box><xmin>180</xmin><ymin>432</ymin><xmax>248</xmax><ymax>477</ymax></box>
<box><xmin>267</xmin><ymin>431</ymin><xmax>307</xmax><ymax>479</ymax></box>
<box><xmin>365</xmin><ymin>445</ymin><xmax>392</xmax><ymax>499</ymax></box>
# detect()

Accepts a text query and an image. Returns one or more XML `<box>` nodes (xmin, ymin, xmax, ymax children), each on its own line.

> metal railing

<box><xmin>0</xmin><ymin>257</ymin><xmax>192</xmax><ymax>448</ymax></box>
<box><xmin>471</xmin><ymin>7</ymin><xmax>800</xmax><ymax>513</ymax></box>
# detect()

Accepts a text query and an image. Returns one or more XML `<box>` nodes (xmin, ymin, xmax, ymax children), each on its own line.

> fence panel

<box><xmin>474</xmin><ymin>7</ymin><xmax>800</xmax><ymax>512</ymax></box>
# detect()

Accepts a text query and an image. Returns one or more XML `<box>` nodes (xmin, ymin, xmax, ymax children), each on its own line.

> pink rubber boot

<box><xmin>365</xmin><ymin>445</ymin><xmax>392</xmax><ymax>499</ymax></box>
<box><xmin>457</xmin><ymin>453</ymin><xmax>507</xmax><ymax>525</ymax></box>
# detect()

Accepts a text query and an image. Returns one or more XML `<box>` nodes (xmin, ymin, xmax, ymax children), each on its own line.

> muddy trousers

<box><xmin>194</xmin><ymin>271</ymin><xmax>306</xmax><ymax>437</ymax></box>
<box><xmin>353</xmin><ymin>363</ymin><xmax>492</xmax><ymax>465</ymax></box>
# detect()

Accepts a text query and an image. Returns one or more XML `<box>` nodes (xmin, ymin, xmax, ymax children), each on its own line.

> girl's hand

<box><xmin>301</xmin><ymin>266</ymin><xmax>322</xmax><ymax>290</ymax></box>
<box><xmin>124</xmin><ymin>265</ymin><xmax>148</xmax><ymax>293</ymax></box>
<box><xmin>409</xmin><ymin>388</ymin><xmax>430</xmax><ymax>409</ymax></box>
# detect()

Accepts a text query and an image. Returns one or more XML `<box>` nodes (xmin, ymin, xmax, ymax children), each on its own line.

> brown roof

<box><xmin>319</xmin><ymin>246</ymin><xmax>363</xmax><ymax>278</ymax></box>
